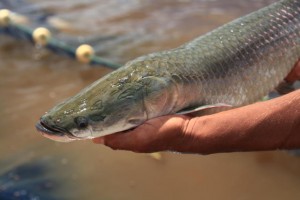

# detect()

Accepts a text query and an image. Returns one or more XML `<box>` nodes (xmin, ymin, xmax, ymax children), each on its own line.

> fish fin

<box><xmin>177</xmin><ymin>103</ymin><xmax>233</xmax><ymax>115</ymax></box>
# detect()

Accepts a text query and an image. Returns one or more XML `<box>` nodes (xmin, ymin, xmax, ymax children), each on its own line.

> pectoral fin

<box><xmin>177</xmin><ymin>103</ymin><xmax>233</xmax><ymax>115</ymax></box>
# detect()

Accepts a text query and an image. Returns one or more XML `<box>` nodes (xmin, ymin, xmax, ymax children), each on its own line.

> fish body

<box><xmin>37</xmin><ymin>0</ymin><xmax>300</xmax><ymax>142</ymax></box>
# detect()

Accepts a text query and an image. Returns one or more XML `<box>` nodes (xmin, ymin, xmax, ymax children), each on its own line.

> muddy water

<box><xmin>1</xmin><ymin>0</ymin><xmax>300</xmax><ymax>199</ymax></box>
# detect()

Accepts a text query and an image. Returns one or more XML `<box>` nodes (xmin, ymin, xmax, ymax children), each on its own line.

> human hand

<box><xmin>285</xmin><ymin>59</ymin><xmax>300</xmax><ymax>83</ymax></box>
<box><xmin>93</xmin><ymin>115</ymin><xmax>194</xmax><ymax>153</ymax></box>
<box><xmin>275</xmin><ymin>59</ymin><xmax>300</xmax><ymax>94</ymax></box>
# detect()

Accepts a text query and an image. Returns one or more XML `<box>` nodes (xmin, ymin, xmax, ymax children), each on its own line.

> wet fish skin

<box><xmin>37</xmin><ymin>0</ymin><xmax>300</xmax><ymax>141</ymax></box>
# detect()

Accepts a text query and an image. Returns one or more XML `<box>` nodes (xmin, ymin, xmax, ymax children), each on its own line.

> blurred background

<box><xmin>1</xmin><ymin>0</ymin><xmax>300</xmax><ymax>199</ymax></box>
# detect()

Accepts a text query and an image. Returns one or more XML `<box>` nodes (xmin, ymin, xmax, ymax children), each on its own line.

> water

<box><xmin>1</xmin><ymin>0</ymin><xmax>300</xmax><ymax>199</ymax></box>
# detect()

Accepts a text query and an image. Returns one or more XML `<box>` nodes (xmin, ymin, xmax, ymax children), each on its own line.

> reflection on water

<box><xmin>1</xmin><ymin>0</ymin><xmax>300</xmax><ymax>199</ymax></box>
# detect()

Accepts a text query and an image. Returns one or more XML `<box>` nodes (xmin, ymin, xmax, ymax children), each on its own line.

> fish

<box><xmin>36</xmin><ymin>0</ymin><xmax>300</xmax><ymax>142</ymax></box>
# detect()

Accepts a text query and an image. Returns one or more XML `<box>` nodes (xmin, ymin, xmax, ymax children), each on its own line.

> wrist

<box><xmin>180</xmin><ymin>115</ymin><xmax>223</xmax><ymax>154</ymax></box>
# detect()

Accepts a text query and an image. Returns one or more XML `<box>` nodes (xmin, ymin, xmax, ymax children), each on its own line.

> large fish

<box><xmin>36</xmin><ymin>0</ymin><xmax>300</xmax><ymax>142</ymax></box>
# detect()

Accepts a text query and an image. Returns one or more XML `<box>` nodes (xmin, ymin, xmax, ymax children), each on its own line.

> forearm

<box><xmin>184</xmin><ymin>90</ymin><xmax>300</xmax><ymax>154</ymax></box>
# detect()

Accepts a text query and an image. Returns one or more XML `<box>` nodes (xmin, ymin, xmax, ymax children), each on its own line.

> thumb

<box><xmin>92</xmin><ymin>115</ymin><xmax>190</xmax><ymax>153</ymax></box>
<box><xmin>93</xmin><ymin>128</ymin><xmax>149</xmax><ymax>152</ymax></box>
<box><xmin>92</xmin><ymin>118</ymin><xmax>169</xmax><ymax>152</ymax></box>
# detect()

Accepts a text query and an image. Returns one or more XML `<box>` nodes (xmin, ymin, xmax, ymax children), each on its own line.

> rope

<box><xmin>0</xmin><ymin>9</ymin><xmax>122</xmax><ymax>69</ymax></box>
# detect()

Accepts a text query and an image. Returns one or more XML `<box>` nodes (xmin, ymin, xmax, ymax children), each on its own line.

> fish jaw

<box><xmin>35</xmin><ymin>120</ymin><xmax>77</xmax><ymax>142</ymax></box>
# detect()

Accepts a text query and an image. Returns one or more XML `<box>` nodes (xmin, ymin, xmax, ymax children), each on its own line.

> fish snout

<box><xmin>35</xmin><ymin>117</ymin><xmax>76</xmax><ymax>142</ymax></box>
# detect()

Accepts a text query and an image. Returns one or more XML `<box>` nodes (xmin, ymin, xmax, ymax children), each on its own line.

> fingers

<box><xmin>285</xmin><ymin>59</ymin><xmax>300</xmax><ymax>83</ymax></box>
<box><xmin>93</xmin><ymin>129</ymin><xmax>143</xmax><ymax>152</ymax></box>
<box><xmin>92</xmin><ymin>118</ymin><xmax>166</xmax><ymax>152</ymax></box>
<box><xmin>93</xmin><ymin>123</ymin><xmax>166</xmax><ymax>152</ymax></box>
<box><xmin>92</xmin><ymin>137</ymin><xmax>105</xmax><ymax>144</ymax></box>
<box><xmin>92</xmin><ymin>115</ymin><xmax>191</xmax><ymax>153</ymax></box>
<box><xmin>276</xmin><ymin>60</ymin><xmax>300</xmax><ymax>94</ymax></box>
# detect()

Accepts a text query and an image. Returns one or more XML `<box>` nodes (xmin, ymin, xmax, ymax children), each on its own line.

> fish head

<box><xmin>36</xmin><ymin>69</ymin><xmax>171</xmax><ymax>142</ymax></box>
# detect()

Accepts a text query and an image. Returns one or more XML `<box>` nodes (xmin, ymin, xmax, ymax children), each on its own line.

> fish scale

<box><xmin>37</xmin><ymin>0</ymin><xmax>300</xmax><ymax>141</ymax></box>
<box><xmin>155</xmin><ymin>0</ymin><xmax>300</xmax><ymax>107</ymax></box>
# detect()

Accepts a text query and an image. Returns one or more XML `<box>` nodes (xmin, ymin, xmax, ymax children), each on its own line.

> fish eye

<box><xmin>74</xmin><ymin>116</ymin><xmax>89</xmax><ymax>129</ymax></box>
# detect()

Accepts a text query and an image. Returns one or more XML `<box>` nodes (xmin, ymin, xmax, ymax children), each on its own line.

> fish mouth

<box><xmin>36</xmin><ymin>120</ymin><xmax>77</xmax><ymax>142</ymax></box>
